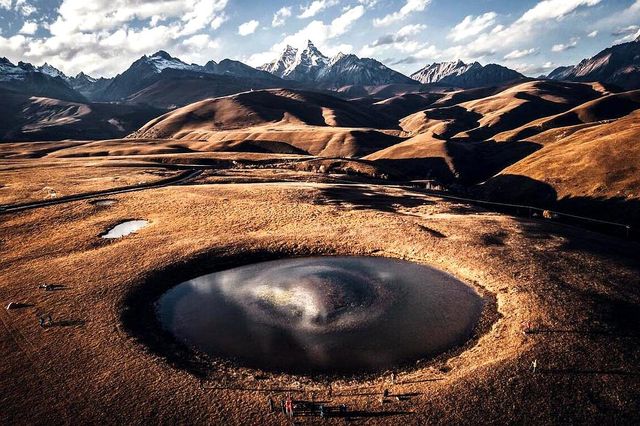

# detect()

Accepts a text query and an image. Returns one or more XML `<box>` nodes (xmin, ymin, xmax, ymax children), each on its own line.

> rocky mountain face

<box><xmin>0</xmin><ymin>58</ymin><xmax>85</xmax><ymax>101</ymax></box>
<box><xmin>67</xmin><ymin>72</ymin><xmax>113</xmax><ymax>99</ymax></box>
<box><xmin>317</xmin><ymin>53</ymin><xmax>416</xmax><ymax>87</ymax></box>
<box><xmin>31</xmin><ymin>63</ymin><xmax>113</xmax><ymax>100</ymax></box>
<box><xmin>3</xmin><ymin>36</ymin><xmax>639</xmax><ymax>109</ymax></box>
<box><xmin>97</xmin><ymin>51</ymin><xmax>294</xmax><ymax>103</ymax></box>
<box><xmin>410</xmin><ymin>60</ymin><xmax>476</xmax><ymax>84</ymax></box>
<box><xmin>96</xmin><ymin>51</ymin><xmax>206</xmax><ymax>101</ymax></box>
<box><xmin>546</xmin><ymin>66</ymin><xmax>574</xmax><ymax>80</ymax></box>
<box><xmin>259</xmin><ymin>45</ymin><xmax>298</xmax><ymax>76</ymax></box>
<box><xmin>411</xmin><ymin>60</ymin><xmax>525</xmax><ymax>88</ymax></box>
<box><xmin>260</xmin><ymin>41</ymin><xmax>329</xmax><ymax>82</ymax></box>
<box><xmin>260</xmin><ymin>40</ymin><xmax>416</xmax><ymax>87</ymax></box>
<box><xmin>204</xmin><ymin>59</ymin><xmax>281</xmax><ymax>81</ymax></box>
<box><xmin>548</xmin><ymin>36</ymin><xmax>640</xmax><ymax>89</ymax></box>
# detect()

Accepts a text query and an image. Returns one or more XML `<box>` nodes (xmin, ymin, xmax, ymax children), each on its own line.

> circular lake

<box><xmin>156</xmin><ymin>256</ymin><xmax>484</xmax><ymax>374</ymax></box>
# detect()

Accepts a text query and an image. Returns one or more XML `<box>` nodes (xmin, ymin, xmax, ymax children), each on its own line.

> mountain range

<box><xmin>0</xmin><ymin>41</ymin><xmax>530</xmax><ymax>110</ymax></box>
<box><xmin>0</xmin><ymin>36</ymin><xmax>640</xmax><ymax>134</ymax></box>
<box><xmin>2</xmin><ymin>37</ymin><xmax>640</xmax><ymax>227</ymax></box>
<box><xmin>258</xmin><ymin>40</ymin><xmax>416</xmax><ymax>87</ymax></box>
<box><xmin>411</xmin><ymin>60</ymin><xmax>525</xmax><ymax>88</ymax></box>
<box><xmin>547</xmin><ymin>35</ymin><xmax>640</xmax><ymax>89</ymax></box>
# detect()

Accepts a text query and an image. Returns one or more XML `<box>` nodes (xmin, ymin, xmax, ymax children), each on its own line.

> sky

<box><xmin>0</xmin><ymin>0</ymin><xmax>639</xmax><ymax>78</ymax></box>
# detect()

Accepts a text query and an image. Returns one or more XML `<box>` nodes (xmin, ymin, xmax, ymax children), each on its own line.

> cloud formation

<box><xmin>504</xmin><ymin>48</ymin><xmax>538</xmax><ymax>60</ymax></box>
<box><xmin>299</xmin><ymin>0</ymin><xmax>339</xmax><ymax>19</ymax></box>
<box><xmin>0</xmin><ymin>0</ymin><xmax>229</xmax><ymax>76</ymax></box>
<box><xmin>248</xmin><ymin>5</ymin><xmax>365</xmax><ymax>66</ymax></box>
<box><xmin>448</xmin><ymin>13</ymin><xmax>497</xmax><ymax>42</ymax></box>
<box><xmin>552</xmin><ymin>37</ymin><xmax>579</xmax><ymax>52</ymax></box>
<box><xmin>373</xmin><ymin>0</ymin><xmax>431</xmax><ymax>27</ymax></box>
<box><xmin>238</xmin><ymin>20</ymin><xmax>259</xmax><ymax>36</ymax></box>
<box><xmin>0</xmin><ymin>0</ymin><xmax>628</xmax><ymax>78</ymax></box>
<box><xmin>272</xmin><ymin>6</ymin><xmax>292</xmax><ymax>27</ymax></box>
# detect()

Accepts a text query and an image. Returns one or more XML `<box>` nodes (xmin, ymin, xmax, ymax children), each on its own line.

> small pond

<box><xmin>101</xmin><ymin>220</ymin><xmax>148</xmax><ymax>239</ymax></box>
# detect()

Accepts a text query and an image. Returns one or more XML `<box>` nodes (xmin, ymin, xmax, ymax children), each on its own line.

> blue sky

<box><xmin>0</xmin><ymin>0</ymin><xmax>639</xmax><ymax>77</ymax></box>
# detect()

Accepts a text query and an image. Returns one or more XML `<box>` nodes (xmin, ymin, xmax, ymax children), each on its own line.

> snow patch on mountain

<box><xmin>410</xmin><ymin>60</ymin><xmax>478</xmax><ymax>84</ymax></box>
<box><xmin>260</xmin><ymin>40</ymin><xmax>415</xmax><ymax>86</ymax></box>
<box><xmin>146</xmin><ymin>51</ymin><xmax>203</xmax><ymax>73</ymax></box>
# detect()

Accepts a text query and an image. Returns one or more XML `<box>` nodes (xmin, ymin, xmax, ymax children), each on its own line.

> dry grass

<box><xmin>0</xmin><ymin>159</ymin><xmax>179</xmax><ymax>204</ymax></box>
<box><xmin>1</xmin><ymin>155</ymin><xmax>639</xmax><ymax>424</ymax></box>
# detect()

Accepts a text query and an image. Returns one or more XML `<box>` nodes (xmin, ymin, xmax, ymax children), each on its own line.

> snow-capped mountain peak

<box><xmin>297</xmin><ymin>40</ymin><xmax>328</xmax><ymax>66</ymax></box>
<box><xmin>258</xmin><ymin>44</ymin><xmax>298</xmax><ymax>75</ymax></box>
<box><xmin>74</xmin><ymin>72</ymin><xmax>97</xmax><ymax>83</ymax></box>
<box><xmin>260</xmin><ymin>40</ymin><xmax>416</xmax><ymax>86</ymax></box>
<box><xmin>410</xmin><ymin>61</ymin><xmax>475</xmax><ymax>84</ymax></box>
<box><xmin>145</xmin><ymin>51</ymin><xmax>201</xmax><ymax>73</ymax></box>
<box><xmin>410</xmin><ymin>60</ymin><xmax>524</xmax><ymax>88</ymax></box>
<box><xmin>0</xmin><ymin>58</ymin><xmax>29</xmax><ymax>81</ymax></box>
<box><xmin>329</xmin><ymin>52</ymin><xmax>348</xmax><ymax>65</ymax></box>
<box><xmin>37</xmin><ymin>63</ymin><xmax>67</xmax><ymax>79</ymax></box>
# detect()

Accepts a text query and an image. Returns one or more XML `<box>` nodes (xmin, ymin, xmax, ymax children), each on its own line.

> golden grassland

<box><xmin>1</xmin><ymin>149</ymin><xmax>639</xmax><ymax>424</ymax></box>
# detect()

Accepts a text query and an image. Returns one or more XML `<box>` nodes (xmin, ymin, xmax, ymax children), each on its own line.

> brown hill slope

<box><xmin>480</xmin><ymin>110</ymin><xmax>640</xmax><ymax>225</ymax></box>
<box><xmin>0</xmin><ymin>89</ymin><xmax>164</xmax><ymax>141</ymax></box>
<box><xmin>129</xmin><ymin>89</ymin><xmax>404</xmax><ymax>157</ymax></box>
<box><xmin>371</xmin><ymin>92</ymin><xmax>443</xmax><ymax>120</ymax></box>
<box><xmin>364</xmin><ymin>131</ymin><xmax>539</xmax><ymax>183</ymax></box>
<box><xmin>494</xmin><ymin>89</ymin><xmax>640</xmax><ymax>142</ymax></box>
<box><xmin>400</xmin><ymin>81</ymin><xmax>608</xmax><ymax>140</ymax></box>
<box><xmin>124</xmin><ymin>75</ymin><xmax>288</xmax><ymax>109</ymax></box>
<box><xmin>132</xmin><ymin>89</ymin><xmax>399</xmax><ymax>140</ymax></box>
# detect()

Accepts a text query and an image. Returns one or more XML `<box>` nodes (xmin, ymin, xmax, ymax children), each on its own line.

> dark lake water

<box><xmin>156</xmin><ymin>256</ymin><xmax>484</xmax><ymax>374</ymax></box>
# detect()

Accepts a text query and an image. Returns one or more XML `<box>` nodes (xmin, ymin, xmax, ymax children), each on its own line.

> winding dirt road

<box><xmin>0</xmin><ymin>168</ymin><xmax>203</xmax><ymax>214</ymax></box>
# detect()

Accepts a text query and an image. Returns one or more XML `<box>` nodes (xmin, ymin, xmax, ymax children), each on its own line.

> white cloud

<box><xmin>518</xmin><ymin>0</ymin><xmax>601</xmax><ymax>23</ymax></box>
<box><xmin>248</xmin><ymin>5</ymin><xmax>365</xmax><ymax>66</ymax></box>
<box><xmin>390</xmin><ymin>44</ymin><xmax>439</xmax><ymax>65</ymax></box>
<box><xmin>613</xmin><ymin>25</ymin><xmax>639</xmax><ymax>35</ymax></box>
<box><xmin>613</xmin><ymin>25</ymin><xmax>640</xmax><ymax>44</ymax></box>
<box><xmin>397</xmin><ymin>24</ymin><xmax>427</xmax><ymax>37</ymax></box>
<box><xmin>0</xmin><ymin>35</ymin><xmax>28</xmax><ymax>56</ymax></box>
<box><xmin>0</xmin><ymin>0</ymin><xmax>230</xmax><ymax>77</ymax></box>
<box><xmin>373</xmin><ymin>0</ymin><xmax>431</xmax><ymax>27</ymax></box>
<box><xmin>15</xmin><ymin>0</ymin><xmax>37</xmax><ymax>16</ymax></box>
<box><xmin>182</xmin><ymin>34</ymin><xmax>219</xmax><ymax>50</ymax></box>
<box><xmin>587</xmin><ymin>30</ymin><xmax>598</xmax><ymax>37</ymax></box>
<box><xmin>443</xmin><ymin>0</ymin><xmax>601</xmax><ymax>62</ymax></box>
<box><xmin>178</xmin><ymin>0</ymin><xmax>228</xmax><ymax>36</ymax></box>
<box><xmin>504</xmin><ymin>48</ymin><xmax>538</xmax><ymax>59</ymax></box>
<box><xmin>330</xmin><ymin>5</ymin><xmax>365</xmax><ymax>37</ymax></box>
<box><xmin>48</xmin><ymin>0</ymin><xmax>227</xmax><ymax>36</ymax></box>
<box><xmin>272</xmin><ymin>6</ymin><xmax>292</xmax><ymax>27</ymax></box>
<box><xmin>0</xmin><ymin>0</ymin><xmax>11</xmax><ymax>10</ymax></box>
<box><xmin>210</xmin><ymin>14</ymin><xmax>227</xmax><ymax>30</ymax></box>
<box><xmin>596</xmin><ymin>0</ymin><xmax>640</xmax><ymax>34</ymax></box>
<box><xmin>19</xmin><ymin>21</ymin><xmax>38</xmax><ymax>35</ymax></box>
<box><xmin>359</xmin><ymin>24</ymin><xmax>427</xmax><ymax>57</ymax></box>
<box><xmin>238</xmin><ymin>20</ymin><xmax>259</xmax><ymax>36</ymax></box>
<box><xmin>299</xmin><ymin>0</ymin><xmax>339</xmax><ymax>19</ymax></box>
<box><xmin>512</xmin><ymin>61</ymin><xmax>556</xmax><ymax>75</ymax></box>
<box><xmin>448</xmin><ymin>12</ymin><xmax>497</xmax><ymax>42</ymax></box>
<box><xmin>551</xmin><ymin>37</ymin><xmax>579</xmax><ymax>52</ymax></box>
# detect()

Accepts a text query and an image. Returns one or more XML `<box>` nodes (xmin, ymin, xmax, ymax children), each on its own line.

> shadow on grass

<box><xmin>51</xmin><ymin>319</ymin><xmax>86</xmax><ymax>328</ymax></box>
<box><xmin>539</xmin><ymin>369</ymin><xmax>640</xmax><ymax>376</ymax></box>
<box><xmin>316</xmin><ymin>184</ymin><xmax>434</xmax><ymax>213</ymax></box>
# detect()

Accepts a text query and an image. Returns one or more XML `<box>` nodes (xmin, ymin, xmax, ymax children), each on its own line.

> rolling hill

<box><xmin>0</xmin><ymin>88</ymin><xmax>163</xmax><ymax>141</ymax></box>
